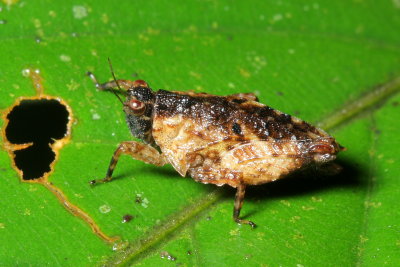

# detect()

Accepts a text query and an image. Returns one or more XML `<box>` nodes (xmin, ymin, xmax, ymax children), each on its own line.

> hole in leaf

<box><xmin>5</xmin><ymin>99</ymin><xmax>69</xmax><ymax>180</ymax></box>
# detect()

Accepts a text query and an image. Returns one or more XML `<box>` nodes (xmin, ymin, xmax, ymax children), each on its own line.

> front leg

<box><xmin>90</xmin><ymin>141</ymin><xmax>166</xmax><ymax>185</ymax></box>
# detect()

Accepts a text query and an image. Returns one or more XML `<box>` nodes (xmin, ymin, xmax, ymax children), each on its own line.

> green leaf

<box><xmin>1</xmin><ymin>0</ymin><xmax>399</xmax><ymax>266</ymax></box>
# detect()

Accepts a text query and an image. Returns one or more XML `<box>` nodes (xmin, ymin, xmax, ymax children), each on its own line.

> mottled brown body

<box><xmin>152</xmin><ymin>90</ymin><xmax>341</xmax><ymax>188</ymax></box>
<box><xmin>87</xmin><ymin>70</ymin><xmax>343</xmax><ymax>227</ymax></box>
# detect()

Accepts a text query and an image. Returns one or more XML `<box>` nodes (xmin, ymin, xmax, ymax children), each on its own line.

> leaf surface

<box><xmin>0</xmin><ymin>1</ymin><xmax>399</xmax><ymax>266</ymax></box>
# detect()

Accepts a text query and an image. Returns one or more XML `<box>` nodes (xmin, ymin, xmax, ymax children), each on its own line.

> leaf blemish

<box><xmin>122</xmin><ymin>214</ymin><xmax>134</xmax><ymax>223</ymax></box>
<box><xmin>72</xmin><ymin>5</ymin><xmax>88</xmax><ymax>19</ymax></box>
<box><xmin>3</xmin><ymin>69</ymin><xmax>71</xmax><ymax>181</ymax></box>
<box><xmin>160</xmin><ymin>251</ymin><xmax>176</xmax><ymax>261</ymax></box>
<box><xmin>2</xmin><ymin>68</ymin><xmax>119</xmax><ymax>244</ymax></box>
<box><xmin>99</xmin><ymin>204</ymin><xmax>111</xmax><ymax>214</ymax></box>
<box><xmin>5</xmin><ymin>98</ymin><xmax>69</xmax><ymax>180</ymax></box>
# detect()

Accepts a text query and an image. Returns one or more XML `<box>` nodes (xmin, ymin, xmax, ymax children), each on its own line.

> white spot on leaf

<box><xmin>92</xmin><ymin>113</ymin><xmax>101</xmax><ymax>120</ymax></box>
<box><xmin>99</xmin><ymin>205</ymin><xmax>111</xmax><ymax>213</ymax></box>
<box><xmin>60</xmin><ymin>54</ymin><xmax>71</xmax><ymax>62</ymax></box>
<box><xmin>73</xmin><ymin>5</ymin><xmax>88</xmax><ymax>19</ymax></box>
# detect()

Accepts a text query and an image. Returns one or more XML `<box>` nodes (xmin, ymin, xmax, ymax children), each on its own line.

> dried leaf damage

<box><xmin>2</xmin><ymin>69</ymin><xmax>118</xmax><ymax>244</ymax></box>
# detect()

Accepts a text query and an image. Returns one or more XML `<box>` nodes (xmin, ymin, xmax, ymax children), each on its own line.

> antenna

<box><xmin>107</xmin><ymin>58</ymin><xmax>125</xmax><ymax>105</ymax></box>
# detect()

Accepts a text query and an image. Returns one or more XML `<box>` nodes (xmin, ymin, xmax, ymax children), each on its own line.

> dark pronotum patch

<box><xmin>5</xmin><ymin>99</ymin><xmax>69</xmax><ymax>180</ymax></box>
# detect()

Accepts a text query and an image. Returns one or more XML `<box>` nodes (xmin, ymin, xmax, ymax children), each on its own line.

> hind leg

<box><xmin>233</xmin><ymin>184</ymin><xmax>256</xmax><ymax>228</ymax></box>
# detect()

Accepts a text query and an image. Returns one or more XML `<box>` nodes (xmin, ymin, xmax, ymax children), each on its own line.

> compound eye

<box><xmin>128</xmin><ymin>99</ymin><xmax>145</xmax><ymax>114</ymax></box>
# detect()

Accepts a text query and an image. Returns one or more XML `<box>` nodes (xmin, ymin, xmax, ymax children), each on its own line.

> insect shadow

<box><xmin>108</xmin><ymin>164</ymin><xmax>182</xmax><ymax>183</ymax></box>
<box><xmin>222</xmin><ymin>158</ymin><xmax>364</xmax><ymax>218</ymax></box>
